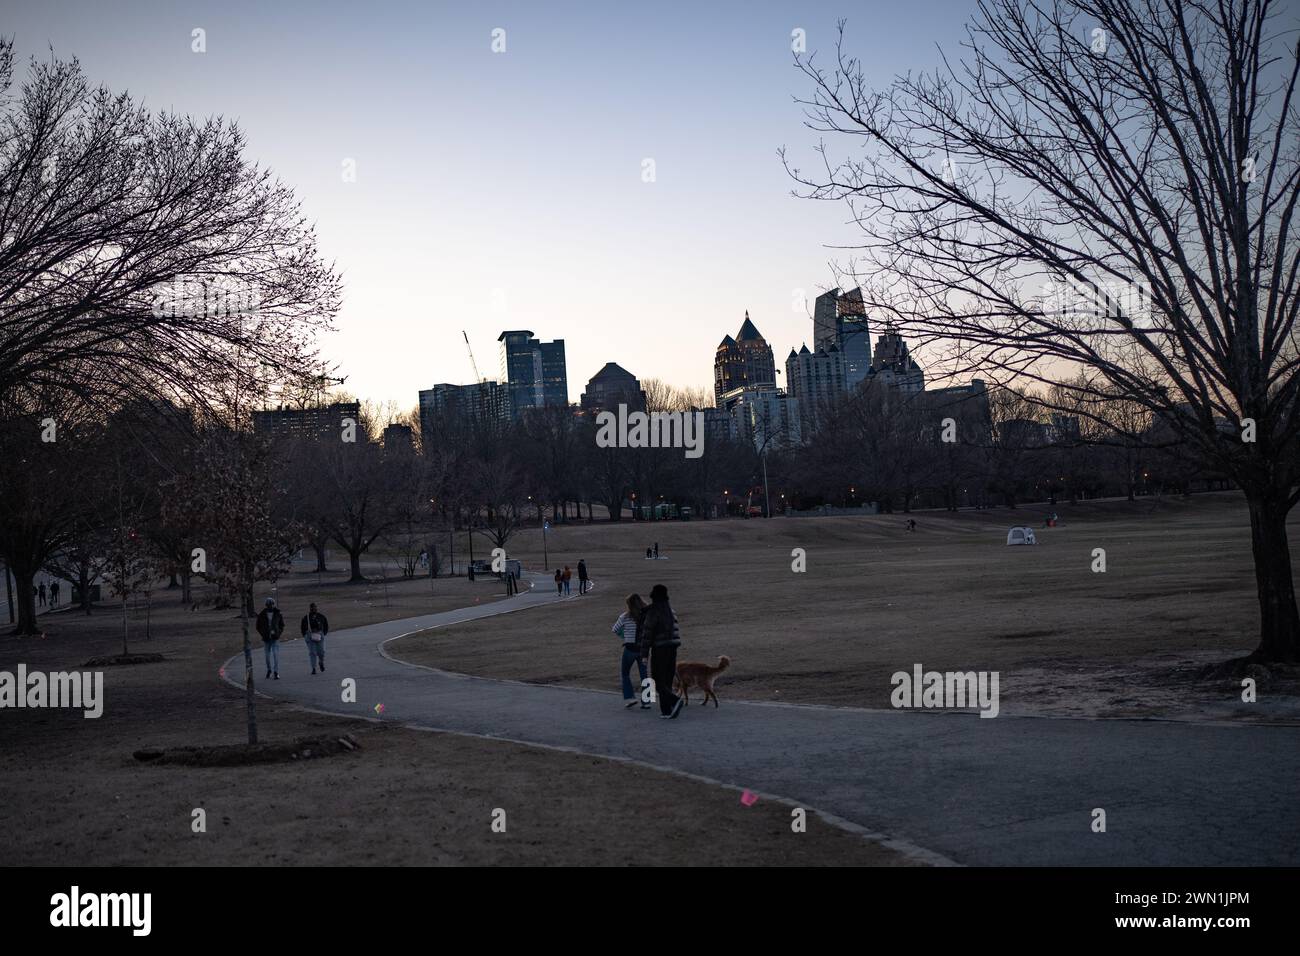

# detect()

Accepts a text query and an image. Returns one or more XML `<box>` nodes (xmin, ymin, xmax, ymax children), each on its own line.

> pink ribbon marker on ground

<box><xmin>740</xmin><ymin>790</ymin><xmax>758</xmax><ymax>806</ymax></box>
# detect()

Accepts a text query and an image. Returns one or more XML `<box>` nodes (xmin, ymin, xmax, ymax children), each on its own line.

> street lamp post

<box><xmin>761</xmin><ymin>448</ymin><xmax>771</xmax><ymax>519</ymax></box>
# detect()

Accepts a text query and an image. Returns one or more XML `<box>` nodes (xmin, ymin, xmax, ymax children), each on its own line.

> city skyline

<box><xmin>0</xmin><ymin>0</ymin><xmax>979</xmax><ymax>405</ymax></box>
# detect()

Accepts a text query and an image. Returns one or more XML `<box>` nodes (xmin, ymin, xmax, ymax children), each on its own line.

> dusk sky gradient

<box><xmin>5</xmin><ymin>0</ymin><xmax>979</xmax><ymax>407</ymax></box>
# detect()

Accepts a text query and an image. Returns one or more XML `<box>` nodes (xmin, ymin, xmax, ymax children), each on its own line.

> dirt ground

<box><xmin>0</xmin><ymin>560</ymin><xmax>904</xmax><ymax>866</ymax></box>
<box><xmin>390</xmin><ymin>493</ymin><xmax>1300</xmax><ymax>723</ymax></box>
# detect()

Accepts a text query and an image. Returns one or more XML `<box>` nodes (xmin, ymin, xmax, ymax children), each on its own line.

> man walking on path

<box><xmin>49</xmin><ymin>581</ymin><xmax>59</xmax><ymax>606</ymax></box>
<box><xmin>638</xmin><ymin>583</ymin><xmax>684</xmax><ymax>719</ymax></box>
<box><xmin>302</xmin><ymin>602</ymin><xmax>330</xmax><ymax>674</ymax></box>
<box><xmin>577</xmin><ymin>559</ymin><xmax>589</xmax><ymax>594</ymax></box>
<box><xmin>38</xmin><ymin>582</ymin><xmax>46</xmax><ymax>607</ymax></box>
<box><xmin>256</xmin><ymin>597</ymin><xmax>285</xmax><ymax>680</ymax></box>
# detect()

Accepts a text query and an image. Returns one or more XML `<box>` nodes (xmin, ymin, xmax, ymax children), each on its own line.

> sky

<box><xmin>5</xmin><ymin>0</ymin><xmax>980</xmax><ymax>407</ymax></box>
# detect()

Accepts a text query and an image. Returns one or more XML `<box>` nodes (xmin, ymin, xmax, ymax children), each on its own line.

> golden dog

<box><xmin>674</xmin><ymin>655</ymin><xmax>730</xmax><ymax>707</ymax></box>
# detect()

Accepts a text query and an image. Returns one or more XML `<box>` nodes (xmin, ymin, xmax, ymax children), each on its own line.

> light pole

<box><xmin>761</xmin><ymin>447</ymin><xmax>771</xmax><ymax>518</ymax></box>
<box><xmin>542</xmin><ymin>517</ymin><xmax>549</xmax><ymax>569</ymax></box>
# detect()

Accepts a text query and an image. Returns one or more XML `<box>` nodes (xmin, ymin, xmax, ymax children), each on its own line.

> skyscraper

<box><xmin>813</xmin><ymin>287</ymin><xmax>872</xmax><ymax>389</ymax></box>
<box><xmin>871</xmin><ymin>324</ymin><xmax>926</xmax><ymax>394</ymax></box>
<box><xmin>714</xmin><ymin>312</ymin><xmax>776</xmax><ymax>406</ymax></box>
<box><xmin>498</xmin><ymin>330</ymin><xmax>569</xmax><ymax>414</ymax></box>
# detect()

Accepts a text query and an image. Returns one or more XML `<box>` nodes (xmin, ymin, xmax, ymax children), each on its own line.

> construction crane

<box><xmin>462</xmin><ymin>331</ymin><xmax>485</xmax><ymax>384</ymax></box>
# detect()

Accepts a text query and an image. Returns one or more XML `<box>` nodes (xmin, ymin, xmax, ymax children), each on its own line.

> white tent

<box><xmin>1006</xmin><ymin>526</ymin><xmax>1037</xmax><ymax>546</ymax></box>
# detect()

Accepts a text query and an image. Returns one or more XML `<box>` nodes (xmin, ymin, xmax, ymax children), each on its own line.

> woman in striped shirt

<box><xmin>611</xmin><ymin>593</ymin><xmax>650</xmax><ymax>709</ymax></box>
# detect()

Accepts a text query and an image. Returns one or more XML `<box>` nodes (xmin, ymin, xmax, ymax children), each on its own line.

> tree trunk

<box><xmin>241</xmin><ymin>591</ymin><xmax>258</xmax><ymax>745</ymax></box>
<box><xmin>348</xmin><ymin>549</ymin><xmax>365</xmax><ymax>582</ymax></box>
<box><xmin>12</xmin><ymin>567</ymin><xmax>37</xmax><ymax>635</ymax></box>
<box><xmin>167</xmin><ymin>570</ymin><xmax>179</xmax><ymax>589</ymax></box>
<box><xmin>1247</xmin><ymin>490</ymin><xmax>1300</xmax><ymax>662</ymax></box>
<box><xmin>314</xmin><ymin>542</ymin><xmax>328</xmax><ymax>572</ymax></box>
<box><xmin>180</xmin><ymin>568</ymin><xmax>192</xmax><ymax>605</ymax></box>
<box><xmin>79</xmin><ymin>564</ymin><xmax>92</xmax><ymax>614</ymax></box>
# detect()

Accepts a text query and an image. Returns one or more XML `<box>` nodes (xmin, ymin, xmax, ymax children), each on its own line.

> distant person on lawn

<box><xmin>554</xmin><ymin>568</ymin><xmax>563</xmax><ymax>595</ymax></box>
<box><xmin>49</xmin><ymin>581</ymin><xmax>59</xmax><ymax>606</ymax></box>
<box><xmin>562</xmin><ymin>565</ymin><xmax>572</xmax><ymax>595</ymax></box>
<box><xmin>38</xmin><ymin>582</ymin><xmax>46</xmax><ymax>606</ymax></box>
<box><xmin>256</xmin><ymin>597</ymin><xmax>285</xmax><ymax>680</ymax></box>
<box><xmin>301</xmin><ymin>602</ymin><xmax>330</xmax><ymax>674</ymax></box>
<box><xmin>612</xmin><ymin>594</ymin><xmax>650</xmax><ymax>709</ymax></box>
<box><xmin>577</xmin><ymin>559</ymin><xmax>589</xmax><ymax>594</ymax></box>
<box><xmin>638</xmin><ymin>583</ymin><xmax>684</xmax><ymax>719</ymax></box>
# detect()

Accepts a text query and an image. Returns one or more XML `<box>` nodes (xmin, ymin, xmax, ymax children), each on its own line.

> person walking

<box><xmin>255</xmin><ymin>597</ymin><xmax>285</xmax><ymax>680</ymax></box>
<box><xmin>49</xmin><ymin>581</ymin><xmax>59</xmax><ymax>606</ymax></box>
<box><xmin>612</xmin><ymin>594</ymin><xmax>649</xmax><ymax>709</ymax></box>
<box><xmin>562</xmin><ymin>565</ymin><xmax>572</xmax><ymax>596</ymax></box>
<box><xmin>38</xmin><ymin>582</ymin><xmax>46</xmax><ymax>607</ymax></box>
<box><xmin>554</xmin><ymin>568</ymin><xmax>563</xmax><ymax>595</ymax></box>
<box><xmin>577</xmin><ymin>559</ymin><xmax>589</xmax><ymax>595</ymax></box>
<box><xmin>638</xmin><ymin>583</ymin><xmax>684</xmax><ymax>719</ymax></box>
<box><xmin>301</xmin><ymin>602</ymin><xmax>329</xmax><ymax>674</ymax></box>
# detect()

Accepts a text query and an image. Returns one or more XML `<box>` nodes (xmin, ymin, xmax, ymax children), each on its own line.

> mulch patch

<box><xmin>133</xmin><ymin>733</ymin><xmax>361</xmax><ymax>767</ymax></box>
<box><xmin>83</xmin><ymin>653</ymin><xmax>166</xmax><ymax>667</ymax></box>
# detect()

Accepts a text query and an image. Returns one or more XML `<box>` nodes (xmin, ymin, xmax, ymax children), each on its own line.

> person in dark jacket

<box><xmin>577</xmin><ymin>559</ymin><xmax>589</xmax><ymax>594</ymax></box>
<box><xmin>255</xmin><ymin>597</ymin><xmax>285</xmax><ymax>679</ymax></box>
<box><xmin>301</xmin><ymin>602</ymin><xmax>330</xmax><ymax>674</ymax></box>
<box><xmin>638</xmin><ymin>583</ymin><xmax>684</xmax><ymax>719</ymax></box>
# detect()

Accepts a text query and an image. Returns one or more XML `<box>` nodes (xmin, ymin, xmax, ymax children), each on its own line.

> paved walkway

<box><xmin>223</xmin><ymin>575</ymin><xmax>1300</xmax><ymax>866</ymax></box>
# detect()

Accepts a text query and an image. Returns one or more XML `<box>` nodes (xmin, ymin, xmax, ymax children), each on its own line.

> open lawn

<box><xmin>0</xmin><ymin>558</ymin><xmax>902</xmax><ymax>866</ymax></box>
<box><xmin>391</xmin><ymin>493</ymin><xmax>1300</xmax><ymax>723</ymax></box>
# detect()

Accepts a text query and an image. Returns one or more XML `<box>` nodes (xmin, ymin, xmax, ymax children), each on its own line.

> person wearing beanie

<box><xmin>255</xmin><ymin>597</ymin><xmax>285</xmax><ymax>680</ymax></box>
<box><xmin>638</xmin><ymin>583</ymin><xmax>684</xmax><ymax>719</ymax></box>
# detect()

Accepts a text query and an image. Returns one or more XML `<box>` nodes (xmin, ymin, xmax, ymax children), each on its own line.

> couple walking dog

<box><xmin>610</xmin><ymin>584</ymin><xmax>729</xmax><ymax>719</ymax></box>
<box><xmin>254</xmin><ymin>598</ymin><xmax>330</xmax><ymax>679</ymax></box>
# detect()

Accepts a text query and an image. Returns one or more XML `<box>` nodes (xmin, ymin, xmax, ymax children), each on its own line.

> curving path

<box><xmin>223</xmin><ymin>574</ymin><xmax>1300</xmax><ymax>866</ymax></box>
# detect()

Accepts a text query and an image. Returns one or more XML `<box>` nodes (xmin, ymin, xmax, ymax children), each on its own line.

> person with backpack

<box><xmin>255</xmin><ymin>597</ymin><xmax>285</xmax><ymax>680</ymax></box>
<box><xmin>638</xmin><ymin>583</ymin><xmax>684</xmax><ymax>719</ymax></box>
<box><xmin>612</xmin><ymin>593</ymin><xmax>650</xmax><ymax>709</ymax></box>
<box><xmin>301</xmin><ymin>602</ymin><xmax>330</xmax><ymax>675</ymax></box>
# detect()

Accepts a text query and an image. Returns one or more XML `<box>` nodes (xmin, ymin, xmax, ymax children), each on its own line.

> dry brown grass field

<box><xmin>392</xmin><ymin>492</ymin><xmax>1300</xmax><ymax>723</ymax></box>
<box><xmin>0</xmin><ymin>553</ymin><xmax>902</xmax><ymax>866</ymax></box>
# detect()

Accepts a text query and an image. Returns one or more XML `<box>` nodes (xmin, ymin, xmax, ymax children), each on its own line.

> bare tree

<box><xmin>790</xmin><ymin>0</ymin><xmax>1300</xmax><ymax>660</ymax></box>
<box><xmin>0</xmin><ymin>42</ymin><xmax>339</xmax><ymax>414</ymax></box>
<box><xmin>166</xmin><ymin>429</ymin><xmax>296</xmax><ymax>744</ymax></box>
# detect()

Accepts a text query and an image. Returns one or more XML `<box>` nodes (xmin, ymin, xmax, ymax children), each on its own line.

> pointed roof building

<box><xmin>714</xmin><ymin>312</ymin><xmax>777</xmax><ymax>405</ymax></box>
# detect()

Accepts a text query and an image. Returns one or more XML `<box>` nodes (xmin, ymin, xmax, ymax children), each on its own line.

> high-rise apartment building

<box><xmin>418</xmin><ymin>381</ymin><xmax>512</xmax><ymax>443</ymax></box>
<box><xmin>785</xmin><ymin>342</ymin><xmax>845</xmax><ymax>432</ymax></box>
<box><xmin>498</xmin><ymin>330</ymin><xmax>568</xmax><ymax>414</ymax></box>
<box><xmin>252</xmin><ymin>401</ymin><xmax>361</xmax><ymax>440</ymax></box>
